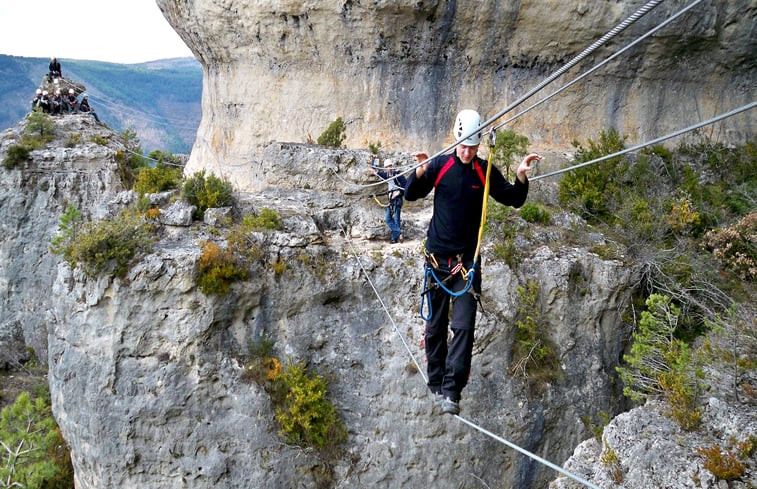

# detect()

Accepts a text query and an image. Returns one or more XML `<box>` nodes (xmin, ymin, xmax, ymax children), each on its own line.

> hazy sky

<box><xmin>0</xmin><ymin>0</ymin><xmax>194</xmax><ymax>64</ymax></box>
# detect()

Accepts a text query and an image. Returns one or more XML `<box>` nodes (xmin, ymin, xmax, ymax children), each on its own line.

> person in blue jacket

<box><xmin>372</xmin><ymin>159</ymin><xmax>407</xmax><ymax>243</ymax></box>
<box><xmin>404</xmin><ymin>109</ymin><xmax>542</xmax><ymax>415</ymax></box>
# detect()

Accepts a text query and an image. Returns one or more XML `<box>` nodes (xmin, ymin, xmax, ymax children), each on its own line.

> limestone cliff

<box><xmin>1</xmin><ymin>107</ymin><xmax>754</xmax><ymax>488</ymax></box>
<box><xmin>0</xmin><ymin>115</ymin><xmax>127</xmax><ymax>369</ymax></box>
<box><xmin>43</xmin><ymin>142</ymin><xmax>635</xmax><ymax>489</ymax></box>
<box><xmin>156</xmin><ymin>0</ymin><xmax>755</xmax><ymax>191</ymax></box>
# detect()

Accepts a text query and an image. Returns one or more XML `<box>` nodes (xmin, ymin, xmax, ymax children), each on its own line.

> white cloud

<box><xmin>0</xmin><ymin>0</ymin><xmax>194</xmax><ymax>63</ymax></box>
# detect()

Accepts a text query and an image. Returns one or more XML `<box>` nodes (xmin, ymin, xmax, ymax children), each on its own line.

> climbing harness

<box><xmin>419</xmin><ymin>252</ymin><xmax>475</xmax><ymax>320</ymax></box>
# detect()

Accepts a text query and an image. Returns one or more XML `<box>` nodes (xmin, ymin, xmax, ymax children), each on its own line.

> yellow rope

<box><xmin>372</xmin><ymin>195</ymin><xmax>389</xmax><ymax>208</ymax></box>
<box><xmin>473</xmin><ymin>133</ymin><xmax>496</xmax><ymax>263</ymax></box>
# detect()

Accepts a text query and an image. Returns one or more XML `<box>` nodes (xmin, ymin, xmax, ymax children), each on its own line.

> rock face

<box><xmin>0</xmin><ymin>115</ymin><xmax>126</xmax><ymax>368</ymax></box>
<box><xmin>157</xmin><ymin>0</ymin><xmax>755</xmax><ymax>191</ymax></box>
<box><xmin>3</xmin><ymin>115</ymin><xmax>754</xmax><ymax>488</ymax></box>
<box><xmin>551</xmin><ymin>392</ymin><xmax>757</xmax><ymax>488</ymax></box>
<box><xmin>0</xmin><ymin>110</ymin><xmax>631</xmax><ymax>488</ymax></box>
<box><xmin>41</xmin><ymin>139</ymin><xmax>635</xmax><ymax>488</ymax></box>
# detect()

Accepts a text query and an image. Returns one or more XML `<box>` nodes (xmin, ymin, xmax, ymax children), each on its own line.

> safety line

<box><xmin>453</xmin><ymin>415</ymin><xmax>601</xmax><ymax>489</ymax></box>
<box><xmin>531</xmin><ymin>101</ymin><xmax>756</xmax><ymax>181</ymax></box>
<box><xmin>330</xmin><ymin>0</ymin><xmax>665</xmax><ymax>190</ymax></box>
<box><xmin>341</xmin><ymin>228</ymin><xmax>427</xmax><ymax>382</ymax></box>
<box><xmin>55</xmin><ymin>78</ymin><xmax>199</xmax><ymax>129</ymax></box>
<box><xmin>340</xmin><ymin>228</ymin><xmax>603</xmax><ymax>489</ymax></box>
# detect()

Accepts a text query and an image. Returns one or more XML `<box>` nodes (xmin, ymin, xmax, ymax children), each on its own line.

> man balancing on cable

<box><xmin>404</xmin><ymin>109</ymin><xmax>542</xmax><ymax>415</ymax></box>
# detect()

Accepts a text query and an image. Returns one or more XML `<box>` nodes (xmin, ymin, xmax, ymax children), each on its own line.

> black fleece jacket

<box><xmin>404</xmin><ymin>153</ymin><xmax>528</xmax><ymax>259</ymax></box>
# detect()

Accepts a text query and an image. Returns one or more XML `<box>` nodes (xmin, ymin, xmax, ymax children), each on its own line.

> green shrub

<box><xmin>0</xmin><ymin>390</ymin><xmax>74</xmax><ymax>489</ymax></box>
<box><xmin>558</xmin><ymin>128</ymin><xmax>627</xmax><ymax>224</ymax></box>
<box><xmin>509</xmin><ymin>281</ymin><xmax>559</xmax><ymax>394</ymax></box>
<box><xmin>519</xmin><ymin>202</ymin><xmax>551</xmax><ymax>225</ymax></box>
<box><xmin>62</xmin><ymin>209</ymin><xmax>153</xmax><ymax>278</ymax></box>
<box><xmin>2</xmin><ymin>144</ymin><xmax>30</xmax><ymax>169</ymax></box>
<box><xmin>196</xmin><ymin>241</ymin><xmax>248</xmax><ymax>295</ymax></box>
<box><xmin>242</xmin><ymin>208</ymin><xmax>283</xmax><ymax>231</ymax></box>
<box><xmin>616</xmin><ymin>294</ymin><xmax>702</xmax><ymax>430</ymax></box>
<box><xmin>16</xmin><ymin>111</ymin><xmax>54</xmax><ymax>152</ymax></box>
<box><xmin>114</xmin><ymin>148</ymin><xmax>149</xmax><ymax>190</ymax></box>
<box><xmin>49</xmin><ymin>206</ymin><xmax>83</xmax><ymax>255</ymax></box>
<box><xmin>625</xmin><ymin>196</ymin><xmax>655</xmax><ymax>237</ymax></box>
<box><xmin>113</xmin><ymin>129</ymin><xmax>149</xmax><ymax>189</ymax></box>
<box><xmin>492</xmin><ymin>129</ymin><xmax>529</xmax><ymax>180</ymax></box>
<box><xmin>64</xmin><ymin>133</ymin><xmax>81</xmax><ymax>148</ymax></box>
<box><xmin>135</xmin><ymin>193</ymin><xmax>152</xmax><ymax>214</ymax></box>
<box><xmin>182</xmin><ymin>170</ymin><xmax>234</xmax><ymax>219</ymax></box>
<box><xmin>677</xmin><ymin>136</ymin><xmax>756</xmax><ymax>223</ymax></box>
<box><xmin>367</xmin><ymin>140</ymin><xmax>382</xmax><ymax>154</ymax></box>
<box><xmin>641</xmin><ymin>144</ymin><xmax>673</xmax><ymax>167</ymax></box>
<box><xmin>24</xmin><ymin>110</ymin><xmax>54</xmax><ymax>139</ymax></box>
<box><xmin>488</xmin><ymin>202</ymin><xmax>519</xmax><ymax>267</ymax></box>
<box><xmin>134</xmin><ymin>163</ymin><xmax>183</xmax><ymax>194</ymax></box>
<box><xmin>317</xmin><ymin>117</ymin><xmax>347</xmax><ymax>148</ymax></box>
<box><xmin>147</xmin><ymin>149</ymin><xmax>183</xmax><ymax>167</ymax></box>
<box><xmin>89</xmin><ymin>134</ymin><xmax>109</xmax><ymax>146</ymax></box>
<box><xmin>600</xmin><ymin>444</ymin><xmax>623</xmax><ymax>483</ymax></box>
<box><xmin>272</xmin><ymin>361</ymin><xmax>347</xmax><ymax>451</ymax></box>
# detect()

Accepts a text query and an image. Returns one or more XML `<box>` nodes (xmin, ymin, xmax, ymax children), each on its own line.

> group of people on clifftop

<box><xmin>29</xmin><ymin>57</ymin><xmax>100</xmax><ymax>123</ymax></box>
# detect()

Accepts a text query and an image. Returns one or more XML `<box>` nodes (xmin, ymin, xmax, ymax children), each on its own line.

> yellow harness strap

<box><xmin>372</xmin><ymin>195</ymin><xmax>389</xmax><ymax>208</ymax></box>
<box><xmin>473</xmin><ymin>132</ymin><xmax>496</xmax><ymax>264</ymax></box>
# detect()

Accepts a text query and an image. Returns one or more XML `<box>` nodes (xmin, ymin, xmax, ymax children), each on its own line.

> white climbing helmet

<box><xmin>68</xmin><ymin>88</ymin><xmax>74</xmax><ymax>94</ymax></box>
<box><xmin>36</xmin><ymin>88</ymin><xmax>42</xmax><ymax>95</ymax></box>
<box><xmin>453</xmin><ymin>109</ymin><xmax>482</xmax><ymax>146</ymax></box>
<box><xmin>384</xmin><ymin>159</ymin><xmax>394</xmax><ymax>168</ymax></box>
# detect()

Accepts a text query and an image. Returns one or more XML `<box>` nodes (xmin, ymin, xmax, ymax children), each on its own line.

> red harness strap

<box><xmin>434</xmin><ymin>156</ymin><xmax>486</xmax><ymax>188</ymax></box>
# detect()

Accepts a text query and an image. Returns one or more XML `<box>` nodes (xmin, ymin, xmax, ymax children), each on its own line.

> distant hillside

<box><xmin>0</xmin><ymin>55</ymin><xmax>201</xmax><ymax>154</ymax></box>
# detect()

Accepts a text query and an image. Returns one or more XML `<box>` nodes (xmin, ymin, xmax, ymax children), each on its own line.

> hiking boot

<box><xmin>441</xmin><ymin>397</ymin><xmax>460</xmax><ymax>415</ymax></box>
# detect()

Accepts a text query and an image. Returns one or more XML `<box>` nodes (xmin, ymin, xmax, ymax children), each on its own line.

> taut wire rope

<box><xmin>530</xmin><ymin>101</ymin><xmax>756</xmax><ymax>182</ymax></box>
<box><xmin>329</xmin><ymin>0</ymin><xmax>666</xmax><ymax>191</ymax></box>
<box><xmin>56</xmin><ymin>78</ymin><xmax>199</xmax><ymax>129</ymax></box>
<box><xmin>341</xmin><ymin>227</ymin><xmax>602</xmax><ymax>489</ymax></box>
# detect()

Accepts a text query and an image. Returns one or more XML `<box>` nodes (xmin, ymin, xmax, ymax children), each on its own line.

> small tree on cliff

<box><xmin>492</xmin><ymin>129</ymin><xmax>529</xmax><ymax>180</ymax></box>
<box><xmin>317</xmin><ymin>117</ymin><xmax>347</xmax><ymax>148</ymax></box>
<box><xmin>617</xmin><ymin>294</ymin><xmax>702</xmax><ymax>430</ymax></box>
<box><xmin>0</xmin><ymin>390</ymin><xmax>74</xmax><ymax>489</ymax></box>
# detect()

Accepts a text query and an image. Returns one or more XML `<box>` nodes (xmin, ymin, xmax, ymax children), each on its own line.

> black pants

<box><xmin>425</xmin><ymin>260</ymin><xmax>481</xmax><ymax>401</ymax></box>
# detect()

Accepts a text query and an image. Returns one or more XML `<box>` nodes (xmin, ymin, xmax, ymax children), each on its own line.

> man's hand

<box><xmin>412</xmin><ymin>151</ymin><xmax>429</xmax><ymax>178</ymax></box>
<box><xmin>516</xmin><ymin>153</ymin><xmax>542</xmax><ymax>184</ymax></box>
